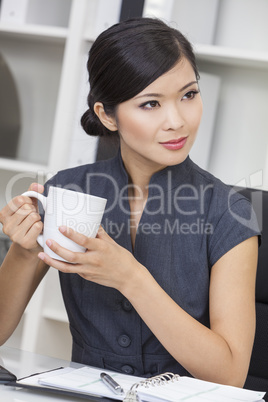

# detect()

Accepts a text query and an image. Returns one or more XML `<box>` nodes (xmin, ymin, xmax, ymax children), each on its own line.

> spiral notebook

<box><xmin>7</xmin><ymin>366</ymin><xmax>265</xmax><ymax>401</ymax></box>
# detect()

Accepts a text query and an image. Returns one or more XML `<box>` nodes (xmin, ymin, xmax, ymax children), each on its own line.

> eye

<box><xmin>182</xmin><ymin>90</ymin><xmax>200</xmax><ymax>101</ymax></box>
<box><xmin>139</xmin><ymin>100</ymin><xmax>160</xmax><ymax>110</ymax></box>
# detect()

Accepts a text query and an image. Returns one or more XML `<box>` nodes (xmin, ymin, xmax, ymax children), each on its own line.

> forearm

<box><xmin>0</xmin><ymin>242</ymin><xmax>49</xmax><ymax>344</ymax></box>
<box><xmin>120</xmin><ymin>263</ymin><xmax>252</xmax><ymax>387</ymax></box>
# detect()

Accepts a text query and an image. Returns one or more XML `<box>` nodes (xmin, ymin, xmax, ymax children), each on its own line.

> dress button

<box><xmin>118</xmin><ymin>334</ymin><xmax>131</xmax><ymax>347</ymax></box>
<box><xmin>122</xmin><ymin>299</ymin><xmax>132</xmax><ymax>311</ymax></box>
<box><xmin>121</xmin><ymin>365</ymin><xmax>134</xmax><ymax>375</ymax></box>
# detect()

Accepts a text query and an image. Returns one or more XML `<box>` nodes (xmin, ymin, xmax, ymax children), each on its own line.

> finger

<box><xmin>0</xmin><ymin>185</ymin><xmax>43</xmax><ymax>221</ymax></box>
<box><xmin>27</xmin><ymin>182</ymin><xmax>44</xmax><ymax>210</ymax></box>
<box><xmin>19</xmin><ymin>209</ymin><xmax>42</xmax><ymax>233</ymax></box>
<box><xmin>97</xmin><ymin>225</ymin><xmax>107</xmax><ymax>237</ymax></box>
<box><xmin>58</xmin><ymin>225</ymin><xmax>115</xmax><ymax>252</ymax></box>
<box><xmin>0</xmin><ymin>198</ymin><xmax>36</xmax><ymax>229</ymax></box>
<box><xmin>38</xmin><ymin>251</ymin><xmax>81</xmax><ymax>273</ymax></box>
<box><xmin>58</xmin><ymin>226</ymin><xmax>94</xmax><ymax>249</ymax></box>
<box><xmin>13</xmin><ymin>220</ymin><xmax>43</xmax><ymax>250</ymax></box>
<box><xmin>23</xmin><ymin>220</ymin><xmax>43</xmax><ymax>240</ymax></box>
<box><xmin>7</xmin><ymin>210</ymin><xmax>42</xmax><ymax>242</ymax></box>
<box><xmin>4</xmin><ymin>195</ymin><xmax>34</xmax><ymax>216</ymax></box>
<box><xmin>96</xmin><ymin>225</ymin><xmax>116</xmax><ymax>244</ymax></box>
<box><xmin>3</xmin><ymin>204</ymin><xmax>36</xmax><ymax>233</ymax></box>
<box><xmin>39</xmin><ymin>239</ymin><xmax>85</xmax><ymax>266</ymax></box>
<box><xmin>43</xmin><ymin>238</ymin><xmax>85</xmax><ymax>265</ymax></box>
<box><xmin>0</xmin><ymin>200</ymin><xmax>15</xmax><ymax>224</ymax></box>
<box><xmin>28</xmin><ymin>182</ymin><xmax>44</xmax><ymax>193</ymax></box>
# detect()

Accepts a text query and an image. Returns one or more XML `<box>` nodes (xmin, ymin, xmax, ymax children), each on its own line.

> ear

<box><xmin>94</xmin><ymin>102</ymin><xmax>118</xmax><ymax>132</ymax></box>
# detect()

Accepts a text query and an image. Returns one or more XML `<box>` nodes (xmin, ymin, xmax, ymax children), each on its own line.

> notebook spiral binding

<box><xmin>123</xmin><ymin>372</ymin><xmax>180</xmax><ymax>402</ymax></box>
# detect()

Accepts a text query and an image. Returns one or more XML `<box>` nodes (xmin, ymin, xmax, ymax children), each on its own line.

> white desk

<box><xmin>0</xmin><ymin>345</ymin><xmax>111</xmax><ymax>401</ymax></box>
<box><xmin>1</xmin><ymin>345</ymin><xmax>265</xmax><ymax>402</ymax></box>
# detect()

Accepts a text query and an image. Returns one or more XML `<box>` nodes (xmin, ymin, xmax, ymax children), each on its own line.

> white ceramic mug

<box><xmin>22</xmin><ymin>186</ymin><xmax>107</xmax><ymax>261</ymax></box>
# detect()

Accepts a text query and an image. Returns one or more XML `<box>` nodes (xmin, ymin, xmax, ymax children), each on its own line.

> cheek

<box><xmin>117</xmin><ymin>111</ymin><xmax>152</xmax><ymax>142</ymax></box>
<box><xmin>196</xmin><ymin>100</ymin><xmax>203</xmax><ymax>124</ymax></box>
<box><xmin>188</xmin><ymin>101</ymin><xmax>203</xmax><ymax>132</ymax></box>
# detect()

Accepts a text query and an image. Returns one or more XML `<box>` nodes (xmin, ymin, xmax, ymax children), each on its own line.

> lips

<box><xmin>159</xmin><ymin>137</ymin><xmax>187</xmax><ymax>150</ymax></box>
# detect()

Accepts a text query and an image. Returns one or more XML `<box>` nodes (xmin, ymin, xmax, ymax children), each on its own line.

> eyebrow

<box><xmin>134</xmin><ymin>81</ymin><xmax>198</xmax><ymax>100</ymax></box>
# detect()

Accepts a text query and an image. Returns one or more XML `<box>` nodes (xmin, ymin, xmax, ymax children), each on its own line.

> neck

<box><xmin>122</xmin><ymin>156</ymin><xmax>163</xmax><ymax>200</ymax></box>
<box><xmin>120</xmin><ymin>149</ymin><xmax>166</xmax><ymax>199</ymax></box>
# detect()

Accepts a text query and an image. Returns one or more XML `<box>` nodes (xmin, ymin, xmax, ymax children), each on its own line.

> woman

<box><xmin>0</xmin><ymin>18</ymin><xmax>260</xmax><ymax>386</ymax></box>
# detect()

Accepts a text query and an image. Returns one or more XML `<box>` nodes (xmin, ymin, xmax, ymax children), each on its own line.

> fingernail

<box><xmin>31</xmin><ymin>183</ymin><xmax>38</xmax><ymax>190</ymax></box>
<box><xmin>46</xmin><ymin>239</ymin><xmax>52</xmax><ymax>247</ymax></box>
<box><xmin>59</xmin><ymin>226</ymin><xmax>67</xmax><ymax>233</ymax></box>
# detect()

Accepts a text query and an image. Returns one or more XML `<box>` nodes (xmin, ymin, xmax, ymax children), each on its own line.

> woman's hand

<box><xmin>0</xmin><ymin>182</ymin><xmax>44</xmax><ymax>254</ymax></box>
<box><xmin>38</xmin><ymin>226</ymin><xmax>142</xmax><ymax>291</ymax></box>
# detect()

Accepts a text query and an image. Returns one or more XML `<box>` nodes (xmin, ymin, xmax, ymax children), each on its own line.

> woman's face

<box><xmin>114</xmin><ymin>57</ymin><xmax>203</xmax><ymax>174</ymax></box>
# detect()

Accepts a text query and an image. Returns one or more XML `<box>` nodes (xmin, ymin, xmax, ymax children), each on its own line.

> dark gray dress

<box><xmin>44</xmin><ymin>151</ymin><xmax>260</xmax><ymax>377</ymax></box>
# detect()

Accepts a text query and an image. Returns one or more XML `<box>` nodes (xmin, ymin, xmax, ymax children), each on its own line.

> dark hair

<box><xmin>81</xmin><ymin>17</ymin><xmax>199</xmax><ymax>137</ymax></box>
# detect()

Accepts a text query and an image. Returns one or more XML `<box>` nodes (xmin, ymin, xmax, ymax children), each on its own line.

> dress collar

<box><xmin>113</xmin><ymin>149</ymin><xmax>193</xmax><ymax>192</ymax></box>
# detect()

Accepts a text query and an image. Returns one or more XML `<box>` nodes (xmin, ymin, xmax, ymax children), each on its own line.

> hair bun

<box><xmin>81</xmin><ymin>107</ymin><xmax>108</xmax><ymax>137</ymax></box>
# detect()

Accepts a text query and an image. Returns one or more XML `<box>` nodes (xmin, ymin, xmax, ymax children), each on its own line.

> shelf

<box><xmin>195</xmin><ymin>44</ymin><xmax>268</xmax><ymax>69</ymax></box>
<box><xmin>83</xmin><ymin>39</ymin><xmax>268</xmax><ymax>70</ymax></box>
<box><xmin>84</xmin><ymin>34</ymin><xmax>95</xmax><ymax>43</ymax></box>
<box><xmin>0</xmin><ymin>157</ymin><xmax>49</xmax><ymax>174</ymax></box>
<box><xmin>42</xmin><ymin>308</ymin><xmax>69</xmax><ymax>323</ymax></box>
<box><xmin>0</xmin><ymin>23</ymin><xmax>68</xmax><ymax>42</ymax></box>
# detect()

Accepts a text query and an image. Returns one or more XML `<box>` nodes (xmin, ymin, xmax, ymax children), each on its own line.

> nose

<box><xmin>163</xmin><ymin>104</ymin><xmax>184</xmax><ymax>131</ymax></box>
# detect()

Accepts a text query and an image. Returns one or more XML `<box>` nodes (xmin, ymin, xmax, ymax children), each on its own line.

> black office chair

<box><xmin>234</xmin><ymin>187</ymin><xmax>268</xmax><ymax>399</ymax></box>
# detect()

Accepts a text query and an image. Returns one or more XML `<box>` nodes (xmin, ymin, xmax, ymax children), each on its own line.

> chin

<box><xmin>164</xmin><ymin>152</ymin><xmax>189</xmax><ymax>167</ymax></box>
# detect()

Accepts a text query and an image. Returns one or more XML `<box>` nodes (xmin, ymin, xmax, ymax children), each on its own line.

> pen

<box><xmin>100</xmin><ymin>372</ymin><xmax>124</xmax><ymax>395</ymax></box>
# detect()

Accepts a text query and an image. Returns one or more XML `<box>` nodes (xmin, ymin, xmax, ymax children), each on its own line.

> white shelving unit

<box><xmin>1</xmin><ymin>0</ymin><xmax>268</xmax><ymax>360</ymax></box>
<box><xmin>0</xmin><ymin>23</ymin><xmax>68</xmax><ymax>40</ymax></box>
<box><xmin>0</xmin><ymin>0</ymin><xmax>98</xmax><ymax>360</ymax></box>
<box><xmin>196</xmin><ymin>44</ymin><xmax>268</xmax><ymax>69</ymax></box>
<box><xmin>195</xmin><ymin>42</ymin><xmax>268</xmax><ymax>189</ymax></box>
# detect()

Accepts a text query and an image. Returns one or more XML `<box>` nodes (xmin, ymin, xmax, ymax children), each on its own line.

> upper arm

<box><xmin>209</xmin><ymin>236</ymin><xmax>258</xmax><ymax>378</ymax></box>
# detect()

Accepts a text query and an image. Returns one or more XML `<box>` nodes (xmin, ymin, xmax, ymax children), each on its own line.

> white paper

<box><xmin>18</xmin><ymin>366</ymin><xmax>265</xmax><ymax>402</ymax></box>
<box><xmin>37</xmin><ymin>366</ymin><xmax>142</xmax><ymax>400</ymax></box>
<box><xmin>138</xmin><ymin>376</ymin><xmax>265</xmax><ymax>402</ymax></box>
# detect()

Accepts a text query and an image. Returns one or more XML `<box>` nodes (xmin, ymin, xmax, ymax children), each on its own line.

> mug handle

<box><xmin>21</xmin><ymin>191</ymin><xmax>47</xmax><ymax>248</ymax></box>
